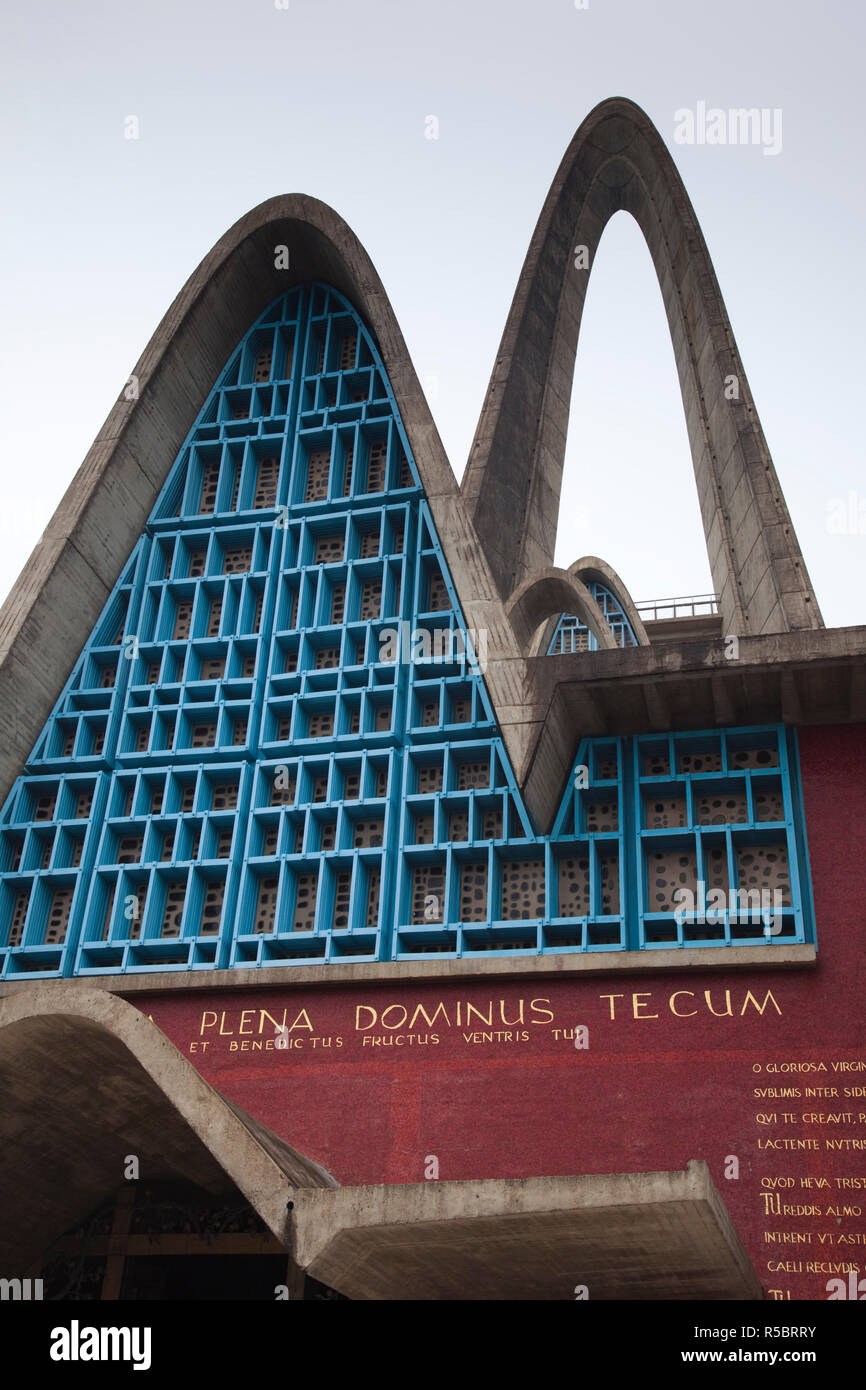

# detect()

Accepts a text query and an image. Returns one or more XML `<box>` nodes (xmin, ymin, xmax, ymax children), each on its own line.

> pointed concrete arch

<box><xmin>0</xmin><ymin>117</ymin><xmax>845</xmax><ymax>838</ymax></box>
<box><xmin>507</xmin><ymin>568</ymin><xmax>618</xmax><ymax>653</ymax></box>
<box><xmin>462</xmin><ymin>97</ymin><xmax>822</xmax><ymax>638</ymax></box>
<box><xmin>533</xmin><ymin>556</ymin><xmax>650</xmax><ymax>656</ymax></box>
<box><xmin>0</xmin><ymin>195</ymin><xmax>519</xmax><ymax>809</ymax></box>
<box><xmin>0</xmin><ymin>985</ymin><xmax>337</xmax><ymax>1268</ymax></box>
<box><xmin>568</xmin><ymin>557</ymin><xmax>650</xmax><ymax>647</ymax></box>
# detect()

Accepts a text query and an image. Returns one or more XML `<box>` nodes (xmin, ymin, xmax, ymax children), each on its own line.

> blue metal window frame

<box><xmin>0</xmin><ymin>284</ymin><xmax>815</xmax><ymax>976</ymax></box>
<box><xmin>548</xmin><ymin>583</ymin><xmax>638</xmax><ymax>654</ymax></box>
<box><xmin>551</xmin><ymin>723</ymin><xmax>813</xmax><ymax>951</ymax></box>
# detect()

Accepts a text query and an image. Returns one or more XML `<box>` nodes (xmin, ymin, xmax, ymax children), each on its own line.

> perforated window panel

<box><xmin>0</xmin><ymin>280</ymin><xmax>817</xmax><ymax>978</ymax></box>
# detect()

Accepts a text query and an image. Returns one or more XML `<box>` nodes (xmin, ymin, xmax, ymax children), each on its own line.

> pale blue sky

<box><xmin>1</xmin><ymin>0</ymin><xmax>863</xmax><ymax>624</ymax></box>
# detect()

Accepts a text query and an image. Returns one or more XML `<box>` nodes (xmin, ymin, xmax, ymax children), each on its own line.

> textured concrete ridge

<box><xmin>0</xmin><ymin>942</ymin><xmax>817</xmax><ymax>997</ymax></box>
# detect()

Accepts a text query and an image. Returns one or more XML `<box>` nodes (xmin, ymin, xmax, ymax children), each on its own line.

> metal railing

<box><xmin>635</xmin><ymin>594</ymin><xmax>719</xmax><ymax>622</ymax></box>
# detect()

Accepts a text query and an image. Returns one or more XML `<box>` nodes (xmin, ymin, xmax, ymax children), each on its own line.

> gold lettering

<box><xmin>530</xmin><ymin>998</ymin><xmax>554</xmax><ymax>1024</ymax></box>
<box><xmin>599</xmin><ymin>993</ymin><xmax>624</xmax><ymax>1020</ymax></box>
<box><xmin>258</xmin><ymin>1007</ymin><xmax>288</xmax><ymax>1035</ymax></box>
<box><xmin>200</xmin><ymin>1010</ymin><xmax>217</xmax><ymax>1035</ymax></box>
<box><xmin>239</xmin><ymin>1010</ymin><xmax>254</xmax><ymax>1036</ymax></box>
<box><xmin>466</xmin><ymin>1001</ymin><xmax>493</xmax><ymax>1027</ymax></box>
<box><xmin>381</xmin><ymin>1004</ymin><xmax>408</xmax><ymax>1030</ymax></box>
<box><xmin>705</xmin><ymin>989</ymin><xmax>733</xmax><ymax>1017</ymax></box>
<box><xmin>741</xmin><ymin>989</ymin><xmax>783</xmax><ymax>1017</ymax></box>
<box><xmin>669</xmin><ymin>991</ymin><xmax>697</xmax><ymax>1017</ymax></box>
<box><xmin>499</xmin><ymin>998</ymin><xmax>525</xmax><ymax>1026</ymax></box>
<box><xmin>632</xmin><ymin>993</ymin><xmax>658</xmax><ymax>1019</ymax></box>
<box><xmin>356</xmin><ymin>1006</ymin><xmax>377</xmax><ymax>1030</ymax></box>
<box><xmin>409</xmin><ymin>1001</ymin><xmax>451</xmax><ymax>1029</ymax></box>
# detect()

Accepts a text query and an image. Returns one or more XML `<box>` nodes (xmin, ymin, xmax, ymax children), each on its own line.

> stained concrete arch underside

<box><xmin>0</xmin><ymin>985</ymin><xmax>337</xmax><ymax>1271</ymax></box>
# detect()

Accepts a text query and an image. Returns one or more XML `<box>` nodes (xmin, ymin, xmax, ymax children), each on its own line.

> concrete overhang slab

<box><xmin>520</xmin><ymin>626</ymin><xmax>866</xmax><ymax>826</ymax></box>
<box><xmin>293</xmin><ymin>1160</ymin><xmax>761</xmax><ymax>1301</ymax></box>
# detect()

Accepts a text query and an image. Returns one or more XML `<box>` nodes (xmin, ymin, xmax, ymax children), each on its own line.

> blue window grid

<box><xmin>0</xmin><ymin>284</ymin><xmax>815</xmax><ymax>975</ymax></box>
<box><xmin>548</xmin><ymin>582</ymin><xmax>638</xmax><ymax>653</ymax></box>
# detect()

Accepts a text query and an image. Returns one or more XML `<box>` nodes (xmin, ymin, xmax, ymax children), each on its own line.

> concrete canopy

<box><xmin>0</xmin><ymin>986</ymin><xmax>760</xmax><ymax>1302</ymax></box>
<box><xmin>293</xmin><ymin>1162</ymin><xmax>761</xmax><ymax>1301</ymax></box>
<box><xmin>0</xmin><ymin>986</ymin><xmax>337</xmax><ymax>1271</ymax></box>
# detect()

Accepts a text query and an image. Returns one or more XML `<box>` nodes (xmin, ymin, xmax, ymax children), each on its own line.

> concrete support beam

<box><xmin>462</xmin><ymin>98</ymin><xmax>822</xmax><ymax>638</ymax></box>
<box><xmin>293</xmin><ymin>1161</ymin><xmax>762</xmax><ymax>1301</ymax></box>
<box><xmin>0</xmin><ymin>942</ymin><xmax>817</xmax><ymax>999</ymax></box>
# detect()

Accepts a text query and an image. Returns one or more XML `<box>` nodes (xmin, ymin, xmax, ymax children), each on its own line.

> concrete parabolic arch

<box><xmin>568</xmin><ymin>557</ymin><xmax>651</xmax><ymax>647</ymax></box>
<box><xmin>0</xmin><ymin>986</ymin><xmax>337</xmax><ymax>1270</ymax></box>
<box><xmin>462</xmin><ymin>97</ymin><xmax>823</xmax><ymax>638</ymax></box>
<box><xmin>530</xmin><ymin>557</ymin><xmax>651</xmax><ymax>656</ymax></box>
<box><xmin>0</xmin><ymin>195</ymin><xmax>519</xmax><ymax>809</ymax></box>
<box><xmin>0</xmin><ymin>102</ymin><xmax>831</xmax><ymax>831</ymax></box>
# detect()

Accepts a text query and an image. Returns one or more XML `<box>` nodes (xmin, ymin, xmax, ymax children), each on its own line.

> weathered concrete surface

<box><xmin>506</xmin><ymin>567</ymin><xmax>617</xmax><ymax>650</ymax></box>
<box><xmin>532</xmin><ymin>555</ymin><xmax>652</xmax><ymax>655</ymax></box>
<box><xmin>293</xmin><ymin>1161</ymin><xmax>761</xmax><ymax>1301</ymax></box>
<box><xmin>462</xmin><ymin>97</ymin><xmax>822</xmax><ymax>637</ymax></box>
<box><xmin>0</xmin><ymin>943</ymin><xmax>817</xmax><ymax>999</ymax></box>
<box><xmin>0</xmin><ymin>986</ymin><xmax>337</xmax><ymax>1269</ymax></box>
<box><xmin>515</xmin><ymin>623</ymin><xmax>866</xmax><ymax>828</ymax></box>
<box><xmin>0</xmin><ymin>101</ymin><xmax>846</xmax><ymax>832</ymax></box>
<box><xmin>643</xmin><ymin>613</ymin><xmax>723</xmax><ymax>643</ymax></box>
<box><xmin>0</xmin><ymin>195</ymin><xmax>522</xmax><ymax>814</ymax></box>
